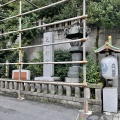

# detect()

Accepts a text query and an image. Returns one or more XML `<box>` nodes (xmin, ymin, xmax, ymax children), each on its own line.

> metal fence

<box><xmin>0</xmin><ymin>0</ymin><xmax>88</xmax><ymax>113</ymax></box>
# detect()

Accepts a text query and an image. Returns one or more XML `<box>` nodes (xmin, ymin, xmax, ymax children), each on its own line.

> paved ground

<box><xmin>103</xmin><ymin>112</ymin><xmax>120</xmax><ymax>120</ymax></box>
<box><xmin>1</xmin><ymin>95</ymin><xmax>120</xmax><ymax>120</ymax></box>
<box><xmin>0</xmin><ymin>95</ymin><xmax>79</xmax><ymax>120</ymax></box>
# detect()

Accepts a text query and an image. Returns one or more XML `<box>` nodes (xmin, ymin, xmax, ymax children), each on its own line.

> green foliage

<box><xmin>0</xmin><ymin>0</ymin><xmax>40</xmax><ymax>48</ymax></box>
<box><xmin>0</xmin><ymin>0</ymin><xmax>119</xmax><ymax>81</ymax></box>
<box><xmin>0</xmin><ymin>0</ymin><xmax>40</xmax><ymax>78</ymax></box>
<box><xmin>87</xmin><ymin>0</ymin><xmax>120</xmax><ymax>29</ymax></box>
<box><xmin>25</xmin><ymin>51</ymin><xmax>43</xmax><ymax>79</ymax></box>
<box><xmin>29</xmin><ymin>0</ymin><xmax>82</xmax><ymax>23</ymax></box>
<box><xmin>54</xmin><ymin>50</ymin><xmax>72</xmax><ymax>81</ymax></box>
<box><xmin>80</xmin><ymin>51</ymin><xmax>100</xmax><ymax>83</ymax></box>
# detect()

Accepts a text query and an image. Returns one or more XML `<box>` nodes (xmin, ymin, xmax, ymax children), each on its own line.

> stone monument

<box><xmin>43</xmin><ymin>32</ymin><xmax>54</xmax><ymax>77</ymax></box>
<box><xmin>35</xmin><ymin>32</ymin><xmax>60</xmax><ymax>81</ymax></box>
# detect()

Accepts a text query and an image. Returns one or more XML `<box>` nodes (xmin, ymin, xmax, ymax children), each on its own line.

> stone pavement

<box><xmin>0</xmin><ymin>95</ymin><xmax>79</xmax><ymax>120</ymax></box>
<box><xmin>77</xmin><ymin>110</ymin><xmax>120</xmax><ymax>120</ymax></box>
<box><xmin>103</xmin><ymin>112</ymin><xmax>120</xmax><ymax>120</ymax></box>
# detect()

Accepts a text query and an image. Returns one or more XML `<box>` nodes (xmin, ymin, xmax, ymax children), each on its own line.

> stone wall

<box><xmin>25</xmin><ymin>27</ymin><xmax>120</xmax><ymax>61</ymax></box>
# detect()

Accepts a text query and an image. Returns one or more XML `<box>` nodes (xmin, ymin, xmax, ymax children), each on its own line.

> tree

<box><xmin>86</xmin><ymin>0</ymin><xmax>120</xmax><ymax>63</ymax></box>
<box><xmin>0</xmin><ymin>0</ymin><xmax>120</xmax><ymax>77</ymax></box>
<box><xmin>0</xmin><ymin>0</ymin><xmax>40</xmax><ymax>78</ymax></box>
<box><xmin>87</xmin><ymin>0</ymin><xmax>120</xmax><ymax>47</ymax></box>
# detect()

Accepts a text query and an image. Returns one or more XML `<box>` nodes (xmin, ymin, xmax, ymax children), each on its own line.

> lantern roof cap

<box><xmin>94</xmin><ymin>41</ymin><xmax>120</xmax><ymax>54</ymax></box>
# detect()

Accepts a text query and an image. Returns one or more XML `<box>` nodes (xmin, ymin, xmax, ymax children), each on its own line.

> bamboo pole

<box><xmin>0</xmin><ymin>0</ymin><xmax>17</xmax><ymax>7</ymax></box>
<box><xmin>18</xmin><ymin>0</ymin><xmax>22</xmax><ymax>100</ymax></box>
<box><xmin>0</xmin><ymin>60</ymin><xmax>87</xmax><ymax>65</ymax></box>
<box><xmin>83</xmin><ymin>0</ymin><xmax>88</xmax><ymax>113</ymax></box>
<box><xmin>0</xmin><ymin>15</ymin><xmax>19</xmax><ymax>22</ymax></box>
<box><xmin>0</xmin><ymin>0</ymin><xmax>68</xmax><ymax>22</ymax></box>
<box><xmin>0</xmin><ymin>15</ymin><xmax>87</xmax><ymax>36</ymax></box>
<box><xmin>0</xmin><ymin>38</ymin><xmax>87</xmax><ymax>51</ymax></box>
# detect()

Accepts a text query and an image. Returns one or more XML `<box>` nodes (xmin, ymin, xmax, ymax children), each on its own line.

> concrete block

<box><xmin>75</xmin><ymin>87</ymin><xmax>80</xmax><ymax>97</ymax></box>
<box><xmin>36</xmin><ymin>84</ymin><xmax>42</xmax><ymax>93</ymax></box>
<box><xmin>86</xmin><ymin>88</ymin><xmax>90</xmax><ymax>99</ymax></box>
<box><xmin>103</xmin><ymin>87</ymin><xmax>118</xmax><ymax>113</ymax></box>
<box><xmin>95</xmin><ymin>89</ymin><xmax>101</xmax><ymax>100</ymax></box>
<box><xmin>44</xmin><ymin>84</ymin><xmax>48</xmax><ymax>94</ymax></box>
<box><xmin>58</xmin><ymin>85</ymin><xmax>63</xmax><ymax>95</ymax></box>
<box><xmin>66</xmin><ymin>86</ymin><xmax>71</xmax><ymax>97</ymax></box>
<box><xmin>50</xmin><ymin>85</ymin><xmax>55</xmax><ymax>95</ymax></box>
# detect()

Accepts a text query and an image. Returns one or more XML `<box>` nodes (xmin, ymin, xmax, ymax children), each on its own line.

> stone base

<box><xmin>103</xmin><ymin>87</ymin><xmax>118</xmax><ymax>113</ymax></box>
<box><xmin>34</xmin><ymin>76</ymin><xmax>61</xmax><ymax>81</ymax></box>
<box><xmin>68</xmin><ymin>66</ymin><xmax>80</xmax><ymax>78</ymax></box>
<box><xmin>65</xmin><ymin>77</ymin><xmax>79</xmax><ymax>83</ymax></box>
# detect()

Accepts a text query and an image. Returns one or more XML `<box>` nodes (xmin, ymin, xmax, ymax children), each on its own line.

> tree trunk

<box><xmin>95</xmin><ymin>26</ymin><xmax>100</xmax><ymax>65</ymax></box>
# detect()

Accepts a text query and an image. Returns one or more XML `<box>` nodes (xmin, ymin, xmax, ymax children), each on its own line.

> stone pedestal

<box><xmin>34</xmin><ymin>77</ymin><xmax>60</xmax><ymax>81</ymax></box>
<box><xmin>103</xmin><ymin>87</ymin><xmax>118</xmax><ymax>113</ymax></box>
<box><xmin>68</xmin><ymin>66</ymin><xmax>80</xmax><ymax>78</ymax></box>
<box><xmin>65</xmin><ymin>46</ymin><xmax>82</xmax><ymax>83</ymax></box>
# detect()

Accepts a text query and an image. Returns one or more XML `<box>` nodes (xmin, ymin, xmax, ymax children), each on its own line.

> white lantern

<box><xmin>101</xmin><ymin>56</ymin><xmax>118</xmax><ymax>79</ymax></box>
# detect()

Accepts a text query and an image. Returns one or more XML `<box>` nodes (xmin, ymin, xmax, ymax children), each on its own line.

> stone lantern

<box><xmin>64</xmin><ymin>21</ymin><xmax>90</xmax><ymax>83</ymax></box>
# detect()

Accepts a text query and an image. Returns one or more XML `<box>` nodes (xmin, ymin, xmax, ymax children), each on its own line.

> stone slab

<box><xmin>65</xmin><ymin>77</ymin><xmax>79</xmax><ymax>83</ymax></box>
<box><xmin>103</xmin><ymin>87</ymin><xmax>118</xmax><ymax>113</ymax></box>
<box><xmin>34</xmin><ymin>77</ymin><xmax>60</xmax><ymax>81</ymax></box>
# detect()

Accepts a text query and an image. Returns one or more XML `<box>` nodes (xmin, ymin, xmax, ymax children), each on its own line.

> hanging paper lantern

<box><xmin>101</xmin><ymin>56</ymin><xmax>118</xmax><ymax>79</ymax></box>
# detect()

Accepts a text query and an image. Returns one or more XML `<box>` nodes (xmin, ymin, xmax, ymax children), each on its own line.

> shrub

<box><xmin>25</xmin><ymin>50</ymin><xmax>71</xmax><ymax>81</ymax></box>
<box><xmin>80</xmin><ymin>51</ymin><xmax>100</xmax><ymax>84</ymax></box>
<box><xmin>54</xmin><ymin>50</ymin><xmax>71</xmax><ymax>81</ymax></box>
